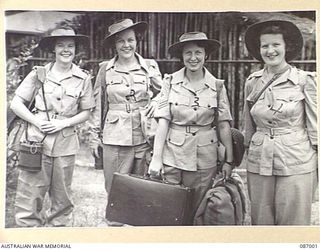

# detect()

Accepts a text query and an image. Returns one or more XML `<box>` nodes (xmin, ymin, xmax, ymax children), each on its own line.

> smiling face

<box><xmin>114</xmin><ymin>29</ymin><xmax>137</xmax><ymax>60</ymax></box>
<box><xmin>260</xmin><ymin>33</ymin><xmax>287</xmax><ymax>68</ymax></box>
<box><xmin>182</xmin><ymin>42</ymin><xmax>206</xmax><ymax>73</ymax></box>
<box><xmin>53</xmin><ymin>37</ymin><xmax>76</xmax><ymax>65</ymax></box>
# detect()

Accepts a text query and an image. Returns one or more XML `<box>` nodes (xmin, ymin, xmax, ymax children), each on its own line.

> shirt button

<box><xmin>192</xmin><ymin>133</ymin><xmax>196</xmax><ymax>136</ymax></box>
<box><xmin>126</xmin><ymin>84</ymin><xmax>130</xmax><ymax>87</ymax></box>
<box><xmin>193</xmin><ymin>107</ymin><xmax>197</xmax><ymax>111</ymax></box>
<box><xmin>207</xmin><ymin>104</ymin><xmax>211</xmax><ymax>108</ymax></box>
<box><xmin>192</xmin><ymin>121</ymin><xmax>196</xmax><ymax>124</ymax></box>
<box><xmin>270</xmin><ymin>136</ymin><xmax>274</xmax><ymax>139</ymax></box>
<box><xmin>175</xmin><ymin>103</ymin><xmax>178</xmax><ymax>106</ymax></box>
<box><xmin>268</xmin><ymin>105</ymin><xmax>271</xmax><ymax>108</ymax></box>
<box><xmin>57</xmin><ymin>97</ymin><xmax>61</xmax><ymax>101</ymax></box>
<box><xmin>268</xmin><ymin>121</ymin><xmax>272</xmax><ymax>124</ymax></box>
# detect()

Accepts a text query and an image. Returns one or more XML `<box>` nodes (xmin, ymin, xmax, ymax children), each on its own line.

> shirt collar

<box><xmin>45</xmin><ymin>62</ymin><xmax>87</xmax><ymax>82</ymax></box>
<box><xmin>261</xmin><ymin>65</ymin><xmax>298</xmax><ymax>86</ymax></box>
<box><xmin>171</xmin><ymin>67</ymin><xmax>218</xmax><ymax>91</ymax></box>
<box><xmin>105</xmin><ymin>53</ymin><xmax>148</xmax><ymax>73</ymax></box>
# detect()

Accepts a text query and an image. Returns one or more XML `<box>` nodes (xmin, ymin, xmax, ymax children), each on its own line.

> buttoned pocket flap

<box><xmin>106</xmin><ymin>113</ymin><xmax>119</xmax><ymax>124</ymax></box>
<box><xmin>133</xmin><ymin>74</ymin><xmax>147</xmax><ymax>84</ymax></box>
<box><xmin>62</xmin><ymin>127</ymin><xmax>76</xmax><ymax>138</ymax></box>
<box><xmin>198</xmin><ymin>131</ymin><xmax>217</xmax><ymax>146</ymax></box>
<box><xmin>250</xmin><ymin>133</ymin><xmax>264</xmax><ymax>146</ymax></box>
<box><xmin>281</xmin><ymin>131</ymin><xmax>308</xmax><ymax>146</ymax></box>
<box><xmin>168</xmin><ymin>92</ymin><xmax>189</xmax><ymax>106</ymax></box>
<box><xmin>167</xmin><ymin>130</ymin><xmax>186</xmax><ymax>146</ymax></box>
<box><xmin>107</xmin><ymin>76</ymin><xmax>122</xmax><ymax>85</ymax></box>
<box><xmin>65</xmin><ymin>87</ymin><xmax>82</xmax><ymax>98</ymax></box>
<box><xmin>198</xmin><ymin>97</ymin><xmax>217</xmax><ymax>108</ymax></box>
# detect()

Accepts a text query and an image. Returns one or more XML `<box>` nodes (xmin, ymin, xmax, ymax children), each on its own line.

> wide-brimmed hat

<box><xmin>245</xmin><ymin>20</ymin><xmax>303</xmax><ymax>62</ymax></box>
<box><xmin>168</xmin><ymin>32</ymin><xmax>220</xmax><ymax>58</ymax></box>
<box><xmin>38</xmin><ymin>27</ymin><xmax>89</xmax><ymax>51</ymax></box>
<box><xmin>103</xmin><ymin>19</ymin><xmax>148</xmax><ymax>47</ymax></box>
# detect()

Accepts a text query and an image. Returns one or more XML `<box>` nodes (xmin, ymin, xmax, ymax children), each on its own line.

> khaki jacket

<box><xmin>15</xmin><ymin>63</ymin><xmax>95</xmax><ymax>157</ymax></box>
<box><xmin>243</xmin><ymin>66</ymin><xmax>317</xmax><ymax>176</ymax></box>
<box><xmin>155</xmin><ymin>67</ymin><xmax>232</xmax><ymax>171</ymax></box>
<box><xmin>89</xmin><ymin>53</ymin><xmax>163</xmax><ymax>146</ymax></box>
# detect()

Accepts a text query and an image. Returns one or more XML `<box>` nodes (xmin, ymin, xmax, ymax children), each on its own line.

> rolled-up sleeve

<box><xmin>218</xmin><ymin>84</ymin><xmax>233</xmax><ymax>122</ymax></box>
<box><xmin>304</xmin><ymin>72</ymin><xmax>317</xmax><ymax>145</ymax></box>
<box><xmin>79</xmin><ymin>75</ymin><xmax>95</xmax><ymax>110</ymax></box>
<box><xmin>154</xmin><ymin>74</ymin><xmax>171</xmax><ymax>121</ymax></box>
<box><xmin>15</xmin><ymin>70</ymin><xmax>38</xmax><ymax>102</ymax></box>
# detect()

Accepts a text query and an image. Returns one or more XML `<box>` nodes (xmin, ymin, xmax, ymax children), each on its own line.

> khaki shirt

<box><xmin>155</xmin><ymin>67</ymin><xmax>232</xmax><ymax>171</ymax></box>
<box><xmin>243</xmin><ymin>66</ymin><xmax>317</xmax><ymax>176</ymax></box>
<box><xmin>89</xmin><ymin>53</ymin><xmax>163</xmax><ymax>146</ymax></box>
<box><xmin>15</xmin><ymin>63</ymin><xmax>95</xmax><ymax>157</ymax></box>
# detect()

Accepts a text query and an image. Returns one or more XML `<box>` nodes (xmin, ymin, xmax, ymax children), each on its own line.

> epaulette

<box><xmin>145</xmin><ymin>59</ymin><xmax>157</xmax><ymax>68</ymax></box>
<box><xmin>99</xmin><ymin>60</ymin><xmax>110</xmax><ymax>68</ymax></box>
<box><xmin>247</xmin><ymin>69</ymin><xmax>263</xmax><ymax>81</ymax></box>
<box><xmin>81</xmin><ymin>68</ymin><xmax>90</xmax><ymax>75</ymax></box>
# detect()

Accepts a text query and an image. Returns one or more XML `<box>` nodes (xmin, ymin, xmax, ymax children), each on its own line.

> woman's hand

<box><xmin>145</xmin><ymin>101</ymin><xmax>157</xmax><ymax>118</ymax></box>
<box><xmin>222</xmin><ymin>162</ymin><xmax>233</xmax><ymax>181</ymax></box>
<box><xmin>90</xmin><ymin>141</ymin><xmax>101</xmax><ymax>158</ymax></box>
<box><xmin>39</xmin><ymin>119</ymin><xmax>69</xmax><ymax>134</ymax></box>
<box><xmin>148</xmin><ymin>157</ymin><xmax>163</xmax><ymax>177</ymax></box>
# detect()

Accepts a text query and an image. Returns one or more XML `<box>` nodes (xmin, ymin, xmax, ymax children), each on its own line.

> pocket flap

<box><xmin>133</xmin><ymin>74</ymin><xmax>147</xmax><ymax>84</ymax></box>
<box><xmin>62</xmin><ymin>127</ymin><xmax>76</xmax><ymax>137</ymax></box>
<box><xmin>65</xmin><ymin>87</ymin><xmax>82</xmax><ymax>98</ymax></box>
<box><xmin>167</xmin><ymin>129</ymin><xmax>186</xmax><ymax>146</ymax></box>
<box><xmin>106</xmin><ymin>113</ymin><xmax>119</xmax><ymax>123</ymax></box>
<box><xmin>108</xmin><ymin>75</ymin><xmax>123</xmax><ymax>85</ymax></box>
<box><xmin>250</xmin><ymin>132</ymin><xmax>264</xmax><ymax>146</ymax></box>
<box><xmin>197</xmin><ymin>131</ymin><xmax>217</xmax><ymax>146</ymax></box>
<box><xmin>281</xmin><ymin>131</ymin><xmax>308</xmax><ymax>146</ymax></box>
<box><xmin>198</xmin><ymin>97</ymin><xmax>217</xmax><ymax>108</ymax></box>
<box><xmin>168</xmin><ymin>92</ymin><xmax>189</xmax><ymax>106</ymax></box>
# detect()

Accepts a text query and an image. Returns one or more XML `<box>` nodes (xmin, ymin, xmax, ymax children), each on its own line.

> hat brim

<box><xmin>103</xmin><ymin>22</ymin><xmax>148</xmax><ymax>47</ymax></box>
<box><xmin>168</xmin><ymin>39</ymin><xmax>220</xmax><ymax>58</ymax></box>
<box><xmin>245</xmin><ymin>20</ymin><xmax>303</xmax><ymax>62</ymax></box>
<box><xmin>38</xmin><ymin>35</ymin><xmax>89</xmax><ymax>51</ymax></box>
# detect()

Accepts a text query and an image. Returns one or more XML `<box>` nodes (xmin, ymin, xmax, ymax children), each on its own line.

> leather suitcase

<box><xmin>106</xmin><ymin>173</ymin><xmax>195</xmax><ymax>226</ymax></box>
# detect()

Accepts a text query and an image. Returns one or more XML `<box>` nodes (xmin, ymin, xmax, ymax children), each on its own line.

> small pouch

<box><xmin>18</xmin><ymin>141</ymin><xmax>43</xmax><ymax>172</ymax></box>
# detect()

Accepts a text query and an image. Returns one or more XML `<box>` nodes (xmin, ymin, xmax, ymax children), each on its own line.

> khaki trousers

<box><xmin>247</xmin><ymin>170</ymin><xmax>318</xmax><ymax>225</ymax></box>
<box><xmin>163</xmin><ymin>165</ymin><xmax>217</xmax><ymax>224</ymax></box>
<box><xmin>15</xmin><ymin>155</ymin><xmax>75</xmax><ymax>227</ymax></box>
<box><xmin>103</xmin><ymin>143</ymin><xmax>151</xmax><ymax>194</ymax></box>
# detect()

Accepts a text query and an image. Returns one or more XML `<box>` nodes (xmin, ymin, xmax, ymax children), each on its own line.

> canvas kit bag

<box><xmin>194</xmin><ymin>173</ymin><xmax>249</xmax><ymax>225</ymax></box>
<box><xmin>8</xmin><ymin>66</ymin><xmax>49</xmax><ymax>172</ymax></box>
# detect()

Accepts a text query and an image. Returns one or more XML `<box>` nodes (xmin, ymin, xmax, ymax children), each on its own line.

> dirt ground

<box><xmin>5</xmin><ymin>142</ymin><xmax>319</xmax><ymax>228</ymax></box>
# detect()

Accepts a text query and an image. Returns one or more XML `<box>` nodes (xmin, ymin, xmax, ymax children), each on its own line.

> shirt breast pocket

<box><xmin>64</xmin><ymin>86</ymin><xmax>82</xmax><ymax>107</ymax></box>
<box><xmin>133</xmin><ymin>74</ymin><xmax>147</xmax><ymax>85</ymax></box>
<box><xmin>274</xmin><ymin>90</ymin><xmax>305</xmax><ymax>118</ymax></box>
<box><xmin>107</xmin><ymin>75</ymin><xmax>123</xmax><ymax>85</ymax></box>
<box><xmin>198</xmin><ymin>97</ymin><xmax>217</xmax><ymax>109</ymax></box>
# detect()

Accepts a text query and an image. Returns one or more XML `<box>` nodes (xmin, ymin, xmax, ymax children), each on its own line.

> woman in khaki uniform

<box><xmin>243</xmin><ymin>20</ymin><xmax>318</xmax><ymax>225</ymax></box>
<box><xmin>10</xmin><ymin>27</ymin><xmax>95</xmax><ymax>227</ymax></box>
<box><xmin>148</xmin><ymin>32</ymin><xmax>234</xmax><ymax>223</ymax></box>
<box><xmin>89</xmin><ymin>19</ymin><xmax>162</xmax><ymax>195</ymax></box>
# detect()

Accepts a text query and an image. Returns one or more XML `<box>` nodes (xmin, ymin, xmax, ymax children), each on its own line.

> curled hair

<box><xmin>259</xmin><ymin>25</ymin><xmax>295</xmax><ymax>61</ymax></box>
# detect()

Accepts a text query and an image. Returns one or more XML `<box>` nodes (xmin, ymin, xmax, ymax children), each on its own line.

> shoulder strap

<box><xmin>214</xmin><ymin>80</ymin><xmax>224</xmax><ymax>141</ymax></box>
<box><xmin>98</xmin><ymin>62</ymin><xmax>109</xmax><ymax>127</ymax></box>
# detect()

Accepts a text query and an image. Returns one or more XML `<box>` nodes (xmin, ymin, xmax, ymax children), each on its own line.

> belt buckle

<box><xmin>186</xmin><ymin>126</ymin><xmax>191</xmax><ymax>133</ymax></box>
<box><xmin>125</xmin><ymin>104</ymin><xmax>131</xmax><ymax>113</ymax></box>
<box><xmin>269</xmin><ymin>128</ymin><xmax>274</xmax><ymax>138</ymax></box>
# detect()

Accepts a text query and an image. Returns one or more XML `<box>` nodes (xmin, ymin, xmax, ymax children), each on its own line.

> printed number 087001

<box><xmin>300</xmin><ymin>244</ymin><xmax>318</xmax><ymax>248</ymax></box>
